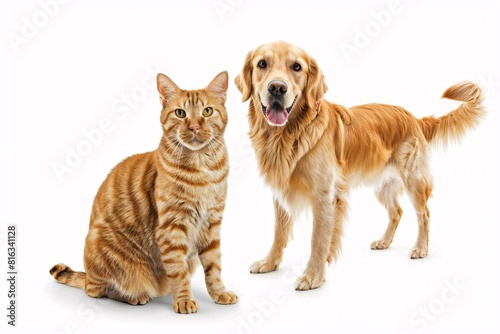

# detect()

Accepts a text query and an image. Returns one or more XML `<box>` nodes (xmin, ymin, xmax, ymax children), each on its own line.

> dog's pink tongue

<box><xmin>266</xmin><ymin>108</ymin><xmax>288</xmax><ymax>125</ymax></box>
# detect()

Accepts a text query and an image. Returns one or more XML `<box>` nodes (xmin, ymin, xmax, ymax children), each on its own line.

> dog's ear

<box><xmin>306</xmin><ymin>57</ymin><xmax>328</xmax><ymax>108</ymax></box>
<box><xmin>234</xmin><ymin>51</ymin><xmax>254</xmax><ymax>102</ymax></box>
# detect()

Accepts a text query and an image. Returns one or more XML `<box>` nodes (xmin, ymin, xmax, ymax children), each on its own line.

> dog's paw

<box><xmin>371</xmin><ymin>239</ymin><xmax>390</xmax><ymax>250</ymax></box>
<box><xmin>295</xmin><ymin>272</ymin><xmax>325</xmax><ymax>291</ymax></box>
<box><xmin>249</xmin><ymin>258</ymin><xmax>279</xmax><ymax>273</ymax></box>
<box><xmin>173</xmin><ymin>298</ymin><xmax>198</xmax><ymax>314</ymax></box>
<box><xmin>213</xmin><ymin>291</ymin><xmax>238</xmax><ymax>305</ymax></box>
<box><xmin>409</xmin><ymin>246</ymin><xmax>428</xmax><ymax>259</ymax></box>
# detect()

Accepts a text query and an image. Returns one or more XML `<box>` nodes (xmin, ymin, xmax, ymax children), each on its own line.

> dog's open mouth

<box><xmin>260</xmin><ymin>96</ymin><xmax>297</xmax><ymax>126</ymax></box>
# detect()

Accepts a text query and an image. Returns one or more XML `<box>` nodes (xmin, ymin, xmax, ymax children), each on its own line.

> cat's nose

<box><xmin>189</xmin><ymin>124</ymin><xmax>200</xmax><ymax>134</ymax></box>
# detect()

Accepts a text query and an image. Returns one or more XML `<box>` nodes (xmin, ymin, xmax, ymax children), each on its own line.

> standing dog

<box><xmin>235</xmin><ymin>41</ymin><xmax>485</xmax><ymax>290</ymax></box>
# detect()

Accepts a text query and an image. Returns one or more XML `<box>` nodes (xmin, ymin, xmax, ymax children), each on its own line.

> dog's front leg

<box><xmin>295</xmin><ymin>188</ymin><xmax>334</xmax><ymax>290</ymax></box>
<box><xmin>250</xmin><ymin>199</ymin><xmax>294</xmax><ymax>273</ymax></box>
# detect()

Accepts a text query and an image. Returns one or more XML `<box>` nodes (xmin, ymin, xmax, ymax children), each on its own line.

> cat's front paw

<box><xmin>213</xmin><ymin>291</ymin><xmax>238</xmax><ymax>305</ymax></box>
<box><xmin>173</xmin><ymin>299</ymin><xmax>198</xmax><ymax>314</ymax></box>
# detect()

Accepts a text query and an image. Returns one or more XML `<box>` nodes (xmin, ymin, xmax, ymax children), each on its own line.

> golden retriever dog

<box><xmin>235</xmin><ymin>41</ymin><xmax>485</xmax><ymax>290</ymax></box>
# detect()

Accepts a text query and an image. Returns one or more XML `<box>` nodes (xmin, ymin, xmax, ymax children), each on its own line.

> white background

<box><xmin>1</xmin><ymin>0</ymin><xmax>499</xmax><ymax>333</ymax></box>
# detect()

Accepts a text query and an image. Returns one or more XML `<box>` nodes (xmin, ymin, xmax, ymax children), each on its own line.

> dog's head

<box><xmin>235</xmin><ymin>41</ymin><xmax>328</xmax><ymax>127</ymax></box>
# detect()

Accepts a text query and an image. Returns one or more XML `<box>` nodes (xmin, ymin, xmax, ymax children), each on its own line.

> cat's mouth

<box><xmin>182</xmin><ymin>137</ymin><xmax>207</xmax><ymax>151</ymax></box>
<box><xmin>259</xmin><ymin>95</ymin><xmax>297</xmax><ymax>127</ymax></box>
<box><xmin>190</xmin><ymin>138</ymin><xmax>204</xmax><ymax>145</ymax></box>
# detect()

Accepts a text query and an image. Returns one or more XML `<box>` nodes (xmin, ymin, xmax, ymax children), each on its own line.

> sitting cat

<box><xmin>50</xmin><ymin>71</ymin><xmax>237</xmax><ymax>314</ymax></box>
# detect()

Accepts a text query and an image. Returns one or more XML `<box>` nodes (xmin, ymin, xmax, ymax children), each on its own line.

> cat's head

<box><xmin>156</xmin><ymin>72</ymin><xmax>228</xmax><ymax>151</ymax></box>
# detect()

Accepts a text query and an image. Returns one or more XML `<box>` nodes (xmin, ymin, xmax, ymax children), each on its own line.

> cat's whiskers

<box><xmin>50</xmin><ymin>71</ymin><xmax>236</xmax><ymax>313</ymax></box>
<box><xmin>206</xmin><ymin>139</ymin><xmax>218</xmax><ymax>165</ymax></box>
<box><xmin>170</xmin><ymin>138</ymin><xmax>185</xmax><ymax>183</ymax></box>
<box><xmin>209</xmin><ymin>137</ymin><xmax>229</xmax><ymax>163</ymax></box>
<box><xmin>159</xmin><ymin>135</ymin><xmax>184</xmax><ymax>183</ymax></box>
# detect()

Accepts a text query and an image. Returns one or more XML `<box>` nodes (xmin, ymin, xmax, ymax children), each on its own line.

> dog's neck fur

<box><xmin>248</xmin><ymin>97</ymin><xmax>332</xmax><ymax>190</ymax></box>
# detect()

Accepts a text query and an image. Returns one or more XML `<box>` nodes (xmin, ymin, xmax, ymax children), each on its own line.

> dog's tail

<box><xmin>419</xmin><ymin>81</ymin><xmax>485</xmax><ymax>148</ymax></box>
<box><xmin>49</xmin><ymin>263</ymin><xmax>86</xmax><ymax>290</ymax></box>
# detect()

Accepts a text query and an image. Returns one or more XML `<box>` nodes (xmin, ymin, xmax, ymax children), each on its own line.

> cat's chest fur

<box><xmin>154</xmin><ymin>150</ymin><xmax>228</xmax><ymax>252</ymax></box>
<box><xmin>184</xmin><ymin>178</ymin><xmax>227</xmax><ymax>252</ymax></box>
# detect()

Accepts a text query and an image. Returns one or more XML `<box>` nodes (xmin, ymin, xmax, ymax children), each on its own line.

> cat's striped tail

<box><xmin>49</xmin><ymin>263</ymin><xmax>86</xmax><ymax>290</ymax></box>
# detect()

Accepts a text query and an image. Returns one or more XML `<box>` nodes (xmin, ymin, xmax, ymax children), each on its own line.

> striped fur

<box><xmin>50</xmin><ymin>71</ymin><xmax>237</xmax><ymax>313</ymax></box>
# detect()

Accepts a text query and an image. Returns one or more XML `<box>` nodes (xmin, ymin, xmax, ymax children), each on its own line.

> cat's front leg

<box><xmin>156</xmin><ymin>222</ymin><xmax>198</xmax><ymax>314</ymax></box>
<box><xmin>199</xmin><ymin>218</ymin><xmax>238</xmax><ymax>305</ymax></box>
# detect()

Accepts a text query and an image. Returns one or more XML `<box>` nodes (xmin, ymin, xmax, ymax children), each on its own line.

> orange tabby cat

<box><xmin>50</xmin><ymin>71</ymin><xmax>237</xmax><ymax>314</ymax></box>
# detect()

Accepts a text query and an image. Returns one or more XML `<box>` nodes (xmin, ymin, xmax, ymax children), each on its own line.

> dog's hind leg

<box><xmin>371</xmin><ymin>177</ymin><xmax>404</xmax><ymax>250</ymax></box>
<box><xmin>250</xmin><ymin>199</ymin><xmax>294</xmax><ymax>273</ymax></box>
<box><xmin>406</xmin><ymin>173</ymin><xmax>433</xmax><ymax>259</ymax></box>
<box><xmin>401</xmin><ymin>145</ymin><xmax>433</xmax><ymax>259</ymax></box>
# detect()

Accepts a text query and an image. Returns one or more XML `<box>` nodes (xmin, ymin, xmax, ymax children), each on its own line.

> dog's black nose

<box><xmin>267</xmin><ymin>80</ymin><xmax>287</xmax><ymax>96</ymax></box>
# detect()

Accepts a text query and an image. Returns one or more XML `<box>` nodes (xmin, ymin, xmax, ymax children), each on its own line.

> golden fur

<box><xmin>235</xmin><ymin>41</ymin><xmax>485</xmax><ymax>290</ymax></box>
<box><xmin>50</xmin><ymin>72</ymin><xmax>237</xmax><ymax>313</ymax></box>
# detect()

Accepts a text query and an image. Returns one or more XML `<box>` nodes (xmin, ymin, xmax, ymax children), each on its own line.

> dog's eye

<box><xmin>203</xmin><ymin>107</ymin><xmax>213</xmax><ymax>117</ymax></box>
<box><xmin>174</xmin><ymin>109</ymin><xmax>186</xmax><ymax>118</ymax></box>
<box><xmin>292</xmin><ymin>62</ymin><xmax>302</xmax><ymax>71</ymax></box>
<box><xmin>257</xmin><ymin>60</ymin><xmax>267</xmax><ymax>69</ymax></box>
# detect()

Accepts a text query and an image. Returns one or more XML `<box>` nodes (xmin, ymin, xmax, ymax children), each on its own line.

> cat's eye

<box><xmin>292</xmin><ymin>62</ymin><xmax>301</xmax><ymax>71</ymax></box>
<box><xmin>257</xmin><ymin>60</ymin><xmax>267</xmax><ymax>69</ymax></box>
<box><xmin>203</xmin><ymin>107</ymin><xmax>214</xmax><ymax>117</ymax></box>
<box><xmin>174</xmin><ymin>109</ymin><xmax>186</xmax><ymax>118</ymax></box>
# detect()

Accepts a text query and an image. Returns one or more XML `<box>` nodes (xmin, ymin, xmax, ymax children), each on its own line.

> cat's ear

<box><xmin>157</xmin><ymin>73</ymin><xmax>181</xmax><ymax>106</ymax></box>
<box><xmin>206</xmin><ymin>71</ymin><xmax>228</xmax><ymax>104</ymax></box>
